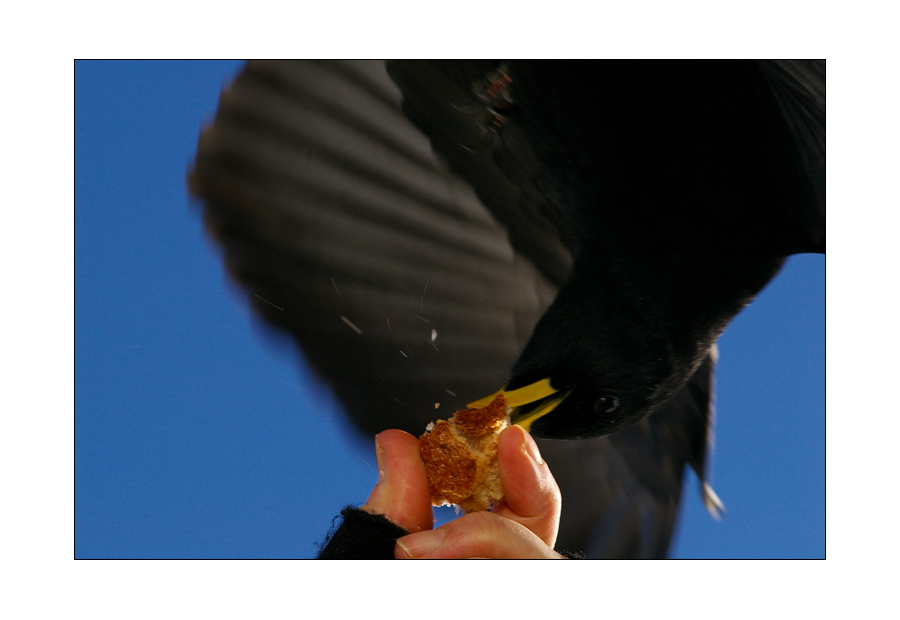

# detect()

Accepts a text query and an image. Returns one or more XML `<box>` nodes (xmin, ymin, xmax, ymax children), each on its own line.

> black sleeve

<box><xmin>316</xmin><ymin>506</ymin><xmax>410</xmax><ymax>559</ymax></box>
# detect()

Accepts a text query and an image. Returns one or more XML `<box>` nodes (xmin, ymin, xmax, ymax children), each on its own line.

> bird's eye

<box><xmin>593</xmin><ymin>396</ymin><xmax>620</xmax><ymax>415</ymax></box>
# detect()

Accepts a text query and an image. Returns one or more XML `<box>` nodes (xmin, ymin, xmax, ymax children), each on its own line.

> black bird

<box><xmin>189</xmin><ymin>60</ymin><xmax>824</xmax><ymax>557</ymax></box>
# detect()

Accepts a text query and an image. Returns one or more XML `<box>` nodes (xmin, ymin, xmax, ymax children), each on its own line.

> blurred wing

<box><xmin>190</xmin><ymin>60</ymin><xmax>557</xmax><ymax>435</ymax></box>
<box><xmin>189</xmin><ymin>59</ymin><xmax>718</xmax><ymax>558</ymax></box>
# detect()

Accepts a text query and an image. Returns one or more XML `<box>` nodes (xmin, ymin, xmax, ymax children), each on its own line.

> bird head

<box><xmin>467</xmin><ymin>260</ymin><xmax>714</xmax><ymax>440</ymax></box>
<box><xmin>472</xmin><ymin>346</ymin><xmax>696</xmax><ymax>441</ymax></box>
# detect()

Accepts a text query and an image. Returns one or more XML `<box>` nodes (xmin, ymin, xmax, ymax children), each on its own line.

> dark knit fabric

<box><xmin>317</xmin><ymin>506</ymin><xmax>409</xmax><ymax>559</ymax></box>
<box><xmin>557</xmin><ymin>548</ymin><xmax>586</xmax><ymax>559</ymax></box>
<box><xmin>316</xmin><ymin>506</ymin><xmax>584</xmax><ymax>559</ymax></box>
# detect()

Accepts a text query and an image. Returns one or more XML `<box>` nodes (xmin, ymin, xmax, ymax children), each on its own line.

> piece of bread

<box><xmin>419</xmin><ymin>394</ymin><xmax>511</xmax><ymax>512</ymax></box>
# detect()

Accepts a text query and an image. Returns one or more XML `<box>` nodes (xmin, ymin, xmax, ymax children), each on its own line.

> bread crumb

<box><xmin>418</xmin><ymin>394</ymin><xmax>510</xmax><ymax>512</ymax></box>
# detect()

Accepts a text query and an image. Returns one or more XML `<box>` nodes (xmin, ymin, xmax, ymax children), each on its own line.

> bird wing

<box><xmin>189</xmin><ymin>59</ymin><xmax>718</xmax><ymax>558</ymax></box>
<box><xmin>190</xmin><ymin>60</ymin><xmax>555</xmax><ymax>435</ymax></box>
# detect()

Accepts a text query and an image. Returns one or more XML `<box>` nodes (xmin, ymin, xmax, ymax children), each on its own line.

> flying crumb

<box><xmin>340</xmin><ymin>316</ymin><xmax>362</xmax><ymax>334</ymax></box>
<box><xmin>251</xmin><ymin>293</ymin><xmax>284</xmax><ymax>311</ymax></box>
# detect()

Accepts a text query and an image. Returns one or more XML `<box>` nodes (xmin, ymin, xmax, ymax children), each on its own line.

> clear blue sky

<box><xmin>74</xmin><ymin>60</ymin><xmax>824</xmax><ymax>559</ymax></box>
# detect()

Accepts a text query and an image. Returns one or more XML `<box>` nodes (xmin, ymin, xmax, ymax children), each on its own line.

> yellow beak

<box><xmin>466</xmin><ymin>378</ymin><xmax>567</xmax><ymax>433</ymax></box>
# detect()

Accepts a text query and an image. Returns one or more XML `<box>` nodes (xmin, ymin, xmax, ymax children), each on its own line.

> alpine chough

<box><xmin>189</xmin><ymin>60</ymin><xmax>824</xmax><ymax>558</ymax></box>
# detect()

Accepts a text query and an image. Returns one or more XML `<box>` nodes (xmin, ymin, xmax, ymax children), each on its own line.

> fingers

<box><xmin>360</xmin><ymin>429</ymin><xmax>433</xmax><ymax>534</ymax></box>
<box><xmin>491</xmin><ymin>425</ymin><xmax>561</xmax><ymax>549</ymax></box>
<box><xmin>363</xmin><ymin>425</ymin><xmax>563</xmax><ymax>558</ymax></box>
<box><xmin>395</xmin><ymin>510</ymin><xmax>565</xmax><ymax>559</ymax></box>
<box><xmin>394</xmin><ymin>425</ymin><xmax>565</xmax><ymax>558</ymax></box>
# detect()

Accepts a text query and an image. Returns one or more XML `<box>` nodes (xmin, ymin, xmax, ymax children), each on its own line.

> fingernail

<box><xmin>374</xmin><ymin>434</ymin><xmax>385</xmax><ymax>482</ymax></box>
<box><xmin>522</xmin><ymin>430</ymin><xmax>544</xmax><ymax>465</ymax></box>
<box><xmin>396</xmin><ymin>528</ymin><xmax>445</xmax><ymax>558</ymax></box>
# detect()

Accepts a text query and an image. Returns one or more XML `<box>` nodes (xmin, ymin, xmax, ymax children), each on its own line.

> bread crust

<box><xmin>418</xmin><ymin>394</ymin><xmax>511</xmax><ymax>512</ymax></box>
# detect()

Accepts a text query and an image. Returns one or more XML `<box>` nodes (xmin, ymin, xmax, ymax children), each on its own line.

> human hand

<box><xmin>360</xmin><ymin>425</ymin><xmax>565</xmax><ymax>559</ymax></box>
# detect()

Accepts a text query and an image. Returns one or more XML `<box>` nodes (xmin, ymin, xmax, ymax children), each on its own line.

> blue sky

<box><xmin>74</xmin><ymin>60</ymin><xmax>824</xmax><ymax>559</ymax></box>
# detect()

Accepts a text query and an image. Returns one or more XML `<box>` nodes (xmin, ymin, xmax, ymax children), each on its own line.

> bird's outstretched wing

<box><xmin>190</xmin><ymin>59</ymin><xmax>557</xmax><ymax>434</ymax></box>
<box><xmin>189</xmin><ymin>59</ymin><xmax>718</xmax><ymax>558</ymax></box>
